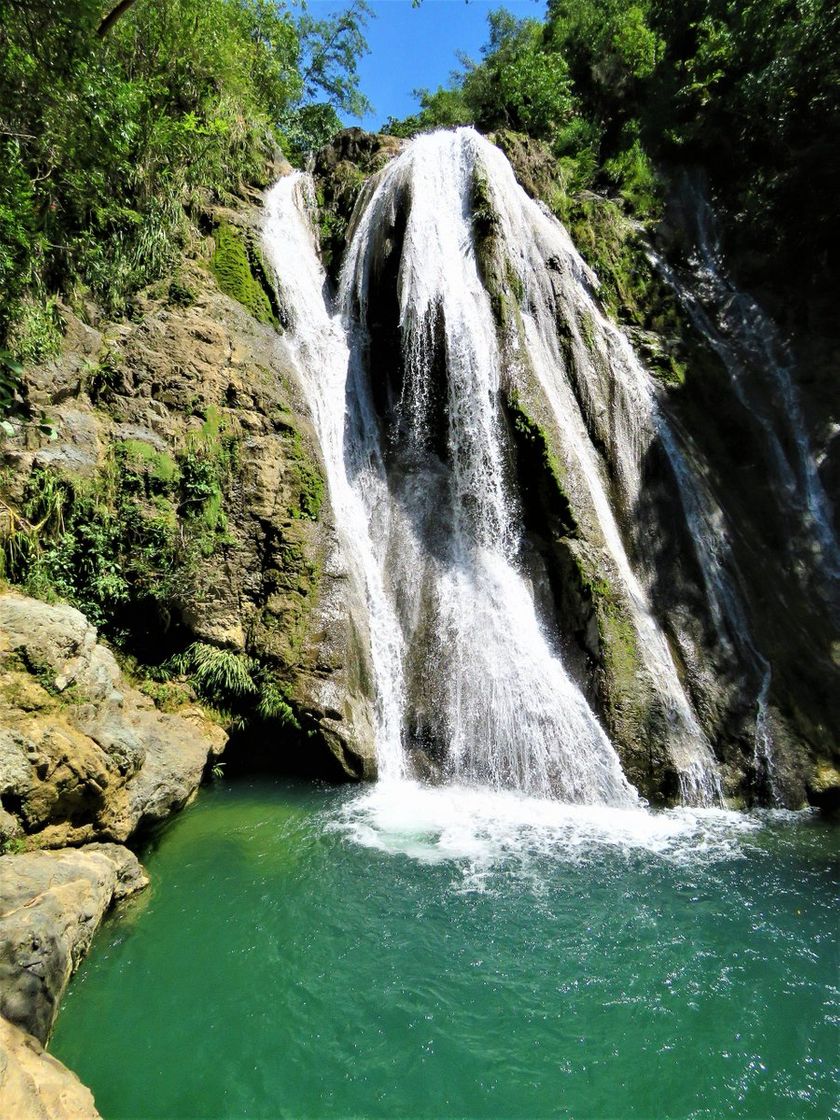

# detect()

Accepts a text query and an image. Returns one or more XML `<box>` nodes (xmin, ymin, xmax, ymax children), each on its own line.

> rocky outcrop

<box><xmin>0</xmin><ymin>844</ymin><xmax>148</xmax><ymax>1043</ymax></box>
<box><xmin>0</xmin><ymin>185</ymin><xmax>377</xmax><ymax>782</ymax></box>
<box><xmin>0</xmin><ymin>1016</ymin><xmax>100</xmax><ymax>1119</ymax></box>
<box><xmin>0</xmin><ymin>593</ymin><xmax>226</xmax><ymax>847</ymax></box>
<box><xmin>313</xmin><ymin>127</ymin><xmax>403</xmax><ymax>280</ymax></box>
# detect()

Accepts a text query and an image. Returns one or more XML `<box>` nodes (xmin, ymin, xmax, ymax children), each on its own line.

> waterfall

<box><xmin>263</xmin><ymin>175</ymin><xmax>408</xmax><ymax>781</ymax></box>
<box><xmin>642</xmin><ymin>177</ymin><xmax>840</xmax><ymax>799</ymax></box>
<box><xmin>261</xmin><ymin>128</ymin><xmax>746</xmax><ymax>808</ymax></box>
<box><xmin>450</xmin><ymin>133</ymin><xmax>723</xmax><ymax>802</ymax></box>
<box><xmin>649</xmin><ymin>177</ymin><xmax>840</xmax><ymax>594</ymax></box>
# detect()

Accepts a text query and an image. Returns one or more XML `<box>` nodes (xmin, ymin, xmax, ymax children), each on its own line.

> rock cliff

<box><xmin>1</xmin><ymin>188</ymin><xmax>376</xmax><ymax>783</ymax></box>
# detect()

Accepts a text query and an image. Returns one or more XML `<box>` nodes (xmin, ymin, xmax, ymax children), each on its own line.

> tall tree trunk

<box><xmin>97</xmin><ymin>0</ymin><xmax>139</xmax><ymax>38</ymax></box>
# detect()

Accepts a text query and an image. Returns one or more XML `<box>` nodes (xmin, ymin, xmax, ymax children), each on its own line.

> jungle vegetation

<box><xmin>0</xmin><ymin>0</ymin><xmax>370</xmax><ymax>382</ymax></box>
<box><xmin>386</xmin><ymin>0</ymin><xmax>839</xmax><ymax>303</ymax></box>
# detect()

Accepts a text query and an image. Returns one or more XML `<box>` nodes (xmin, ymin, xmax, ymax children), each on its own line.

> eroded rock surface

<box><xmin>0</xmin><ymin>593</ymin><xmax>226</xmax><ymax>847</ymax></box>
<box><xmin>0</xmin><ymin>844</ymin><xmax>148</xmax><ymax>1043</ymax></box>
<box><xmin>0</xmin><ymin>1016</ymin><xmax>100</xmax><ymax>1120</ymax></box>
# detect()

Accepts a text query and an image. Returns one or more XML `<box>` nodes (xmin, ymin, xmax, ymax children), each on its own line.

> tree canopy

<box><xmin>0</xmin><ymin>0</ymin><xmax>370</xmax><ymax>365</ymax></box>
<box><xmin>386</xmin><ymin>0</ymin><xmax>839</xmax><ymax>298</ymax></box>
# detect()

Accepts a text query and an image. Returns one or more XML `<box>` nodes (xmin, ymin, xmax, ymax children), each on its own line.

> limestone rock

<box><xmin>2</xmin><ymin>207</ymin><xmax>378</xmax><ymax>782</ymax></box>
<box><xmin>0</xmin><ymin>1016</ymin><xmax>100</xmax><ymax>1119</ymax></box>
<box><xmin>0</xmin><ymin>845</ymin><xmax>148</xmax><ymax>1043</ymax></box>
<box><xmin>0</xmin><ymin>592</ymin><xmax>227</xmax><ymax>846</ymax></box>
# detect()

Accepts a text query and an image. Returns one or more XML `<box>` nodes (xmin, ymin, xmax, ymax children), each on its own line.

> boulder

<box><xmin>0</xmin><ymin>845</ymin><xmax>148</xmax><ymax>1043</ymax></box>
<box><xmin>0</xmin><ymin>593</ymin><xmax>227</xmax><ymax>846</ymax></box>
<box><xmin>0</xmin><ymin>1016</ymin><xmax>100</xmax><ymax>1119</ymax></box>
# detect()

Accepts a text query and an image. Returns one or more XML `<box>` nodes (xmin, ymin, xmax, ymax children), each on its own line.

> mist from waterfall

<box><xmin>260</xmin><ymin>128</ymin><xmax>757</xmax><ymax>807</ymax></box>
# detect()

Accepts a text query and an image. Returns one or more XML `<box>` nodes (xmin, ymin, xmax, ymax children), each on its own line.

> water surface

<box><xmin>51</xmin><ymin>778</ymin><xmax>839</xmax><ymax>1119</ymax></box>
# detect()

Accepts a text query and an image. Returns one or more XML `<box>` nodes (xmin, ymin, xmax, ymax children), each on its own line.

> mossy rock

<box><xmin>210</xmin><ymin>223</ymin><xmax>276</xmax><ymax>325</ymax></box>
<box><xmin>117</xmin><ymin>439</ymin><xmax>179</xmax><ymax>488</ymax></box>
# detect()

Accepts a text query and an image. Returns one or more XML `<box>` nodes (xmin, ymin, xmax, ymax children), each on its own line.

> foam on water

<box><xmin>328</xmin><ymin>780</ymin><xmax>769</xmax><ymax>875</ymax></box>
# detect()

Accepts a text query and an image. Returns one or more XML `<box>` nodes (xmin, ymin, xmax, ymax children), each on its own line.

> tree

<box><xmin>97</xmin><ymin>0</ymin><xmax>140</xmax><ymax>37</ymax></box>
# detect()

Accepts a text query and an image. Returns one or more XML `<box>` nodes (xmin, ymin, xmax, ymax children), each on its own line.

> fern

<box><xmin>256</xmin><ymin>681</ymin><xmax>299</xmax><ymax>728</ymax></box>
<box><xmin>169</xmin><ymin>642</ymin><xmax>258</xmax><ymax>700</ymax></box>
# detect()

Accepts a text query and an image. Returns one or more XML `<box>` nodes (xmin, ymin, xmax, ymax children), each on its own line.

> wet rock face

<box><xmin>0</xmin><ymin>1016</ymin><xmax>101</xmax><ymax>1119</ymax></box>
<box><xmin>0</xmin><ymin>593</ymin><xmax>226</xmax><ymax>847</ymax></box>
<box><xmin>313</xmin><ymin>128</ymin><xmax>403</xmax><ymax>281</ymax></box>
<box><xmin>0</xmin><ymin>844</ymin><xmax>148</xmax><ymax>1043</ymax></box>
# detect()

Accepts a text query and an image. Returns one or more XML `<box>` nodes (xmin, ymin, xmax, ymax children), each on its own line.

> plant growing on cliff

<box><xmin>178</xmin><ymin>406</ymin><xmax>240</xmax><ymax>550</ymax></box>
<box><xmin>390</xmin><ymin>0</ymin><xmax>839</xmax><ymax>302</ymax></box>
<box><xmin>167</xmin><ymin>641</ymin><xmax>299</xmax><ymax>730</ymax></box>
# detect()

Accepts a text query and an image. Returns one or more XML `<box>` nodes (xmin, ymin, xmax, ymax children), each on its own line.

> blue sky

<box><xmin>305</xmin><ymin>0</ymin><xmax>547</xmax><ymax>128</ymax></box>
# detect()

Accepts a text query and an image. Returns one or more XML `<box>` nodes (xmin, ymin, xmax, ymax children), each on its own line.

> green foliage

<box><xmin>389</xmin><ymin>0</ymin><xmax>838</xmax><ymax>297</ymax></box>
<box><xmin>171</xmin><ymin>642</ymin><xmax>257</xmax><ymax>701</ymax></box>
<box><xmin>210</xmin><ymin>224</ymin><xmax>276</xmax><ymax>325</ymax></box>
<box><xmin>0</xmin><ymin>405</ymin><xmax>241</xmax><ymax>633</ymax></box>
<box><xmin>383</xmin><ymin>88</ymin><xmax>473</xmax><ymax>138</ymax></box>
<box><xmin>6</xmin><ymin>297</ymin><xmax>64</xmax><ymax>365</ymax></box>
<box><xmin>297</xmin><ymin>0</ymin><xmax>372</xmax><ymax>118</ymax></box>
<box><xmin>0</xmin><ymin>350</ymin><xmax>24</xmax><ymax>423</ymax></box>
<box><xmin>0</xmin><ymin>0</ymin><xmax>370</xmax><ymax>342</ymax></box>
<box><xmin>179</xmin><ymin>405</ymin><xmax>240</xmax><ymax>548</ymax></box>
<box><xmin>284</xmin><ymin>428</ymin><xmax>324</xmax><ymax>521</ymax></box>
<box><xmin>470</xmin><ymin>13</ymin><xmax>574</xmax><ymax>140</ymax></box>
<box><xmin>81</xmin><ymin>346</ymin><xmax>123</xmax><ymax>404</ymax></box>
<box><xmin>602</xmin><ymin>122</ymin><xmax>661</xmax><ymax>217</ymax></box>
<box><xmin>168</xmin><ymin>641</ymin><xmax>299</xmax><ymax>729</ymax></box>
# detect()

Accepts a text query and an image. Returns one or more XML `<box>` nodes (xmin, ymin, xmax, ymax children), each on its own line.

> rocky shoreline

<box><xmin>0</xmin><ymin>591</ymin><xmax>226</xmax><ymax>1116</ymax></box>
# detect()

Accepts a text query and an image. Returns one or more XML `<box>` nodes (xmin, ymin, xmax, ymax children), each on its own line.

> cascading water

<box><xmin>263</xmin><ymin>175</ymin><xmax>408</xmax><ymax>782</ymax></box>
<box><xmin>643</xmin><ymin>178</ymin><xmax>840</xmax><ymax>799</ymax></box>
<box><xmin>262</xmin><ymin>128</ymin><xmax>744</xmax><ymax>807</ymax></box>
<box><xmin>461</xmin><ymin>136</ymin><xmax>726</xmax><ymax>802</ymax></box>
<box><xmin>649</xmin><ymin>177</ymin><xmax>840</xmax><ymax>594</ymax></box>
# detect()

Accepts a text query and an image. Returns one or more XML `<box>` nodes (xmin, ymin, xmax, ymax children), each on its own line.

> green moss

<box><xmin>469</xmin><ymin>168</ymin><xmax>529</xmax><ymax>338</ymax></box>
<box><xmin>210</xmin><ymin>223</ymin><xmax>276</xmax><ymax>325</ymax></box>
<box><xmin>283</xmin><ymin>428</ymin><xmax>324</xmax><ymax>522</ymax></box>
<box><xmin>178</xmin><ymin>405</ymin><xmax>240</xmax><ymax>548</ymax></box>
<box><xmin>507</xmin><ymin>391</ymin><xmax>577</xmax><ymax>535</ymax></box>
<box><xmin>471</xmin><ymin>168</ymin><xmax>499</xmax><ymax>241</ymax></box>
<box><xmin>598</xmin><ymin>602</ymin><xmax>641</xmax><ymax>693</ymax></box>
<box><xmin>167</xmin><ymin>277</ymin><xmax>197</xmax><ymax>308</ymax></box>
<box><xmin>118</xmin><ymin>440</ymin><xmax>179</xmax><ymax>487</ymax></box>
<box><xmin>579</xmin><ymin>310</ymin><xmax>596</xmax><ymax>353</ymax></box>
<box><xmin>570</xmin><ymin>543</ymin><xmax>643</xmax><ymax>702</ymax></box>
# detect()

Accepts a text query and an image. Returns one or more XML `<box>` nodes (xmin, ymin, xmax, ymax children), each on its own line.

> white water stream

<box><xmin>262</xmin><ymin>129</ymin><xmax>746</xmax><ymax>807</ymax></box>
<box><xmin>653</xmin><ymin>179</ymin><xmax>840</xmax><ymax>589</ymax></box>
